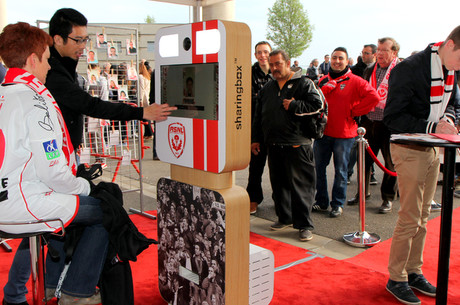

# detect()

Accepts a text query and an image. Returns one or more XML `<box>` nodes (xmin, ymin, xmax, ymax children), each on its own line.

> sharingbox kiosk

<box><xmin>154</xmin><ymin>20</ymin><xmax>273</xmax><ymax>305</ymax></box>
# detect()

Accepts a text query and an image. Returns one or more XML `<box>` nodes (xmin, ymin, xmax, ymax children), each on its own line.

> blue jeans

<box><xmin>314</xmin><ymin>136</ymin><xmax>355</xmax><ymax>209</ymax></box>
<box><xmin>3</xmin><ymin>195</ymin><xmax>108</xmax><ymax>302</ymax></box>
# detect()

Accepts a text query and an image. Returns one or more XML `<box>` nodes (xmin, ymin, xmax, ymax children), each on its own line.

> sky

<box><xmin>4</xmin><ymin>0</ymin><xmax>460</xmax><ymax>68</ymax></box>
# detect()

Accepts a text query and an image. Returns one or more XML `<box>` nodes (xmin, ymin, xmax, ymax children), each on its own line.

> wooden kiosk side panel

<box><xmin>219</xmin><ymin>185</ymin><xmax>250</xmax><ymax>304</ymax></box>
<box><xmin>221</xmin><ymin>21</ymin><xmax>252</xmax><ymax>173</ymax></box>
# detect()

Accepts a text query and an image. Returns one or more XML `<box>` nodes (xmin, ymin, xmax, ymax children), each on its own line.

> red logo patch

<box><xmin>168</xmin><ymin>122</ymin><xmax>186</xmax><ymax>158</ymax></box>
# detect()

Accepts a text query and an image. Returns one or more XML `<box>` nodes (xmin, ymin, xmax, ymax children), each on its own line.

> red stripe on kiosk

<box><xmin>192</xmin><ymin>22</ymin><xmax>203</xmax><ymax>64</ymax></box>
<box><xmin>206</xmin><ymin>120</ymin><xmax>219</xmax><ymax>173</ymax></box>
<box><xmin>205</xmin><ymin>20</ymin><xmax>219</xmax><ymax>63</ymax></box>
<box><xmin>193</xmin><ymin>119</ymin><xmax>204</xmax><ymax>170</ymax></box>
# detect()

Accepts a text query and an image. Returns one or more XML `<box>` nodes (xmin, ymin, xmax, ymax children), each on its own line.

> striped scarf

<box><xmin>428</xmin><ymin>41</ymin><xmax>455</xmax><ymax>124</ymax></box>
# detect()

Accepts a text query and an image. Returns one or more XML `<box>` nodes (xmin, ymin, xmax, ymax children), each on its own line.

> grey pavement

<box><xmin>102</xmin><ymin>143</ymin><xmax>460</xmax><ymax>260</ymax></box>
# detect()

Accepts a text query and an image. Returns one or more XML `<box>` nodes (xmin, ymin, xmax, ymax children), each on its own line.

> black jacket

<box><xmin>252</xmin><ymin>70</ymin><xmax>324</xmax><ymax>145</ymax></box>
<box><xmin>46</xmin><ymin>47</ymin><xmax>144</xmax><ymax>148</ymax></box>
<box><xmin>91</xmin><ymin>182</ymin><xmax>156</xmax><ymax>305</ymax></box>
<box><xmin>251</xmin><ymin>62</ymin><xmax>271</xmax><ymax>119</ymax></box>
<box><xmin>351</xmin><ymin>59</ymin><xmax>368</xmax><ymax>78</ymax></box>
<box><xmin>384</xmin><ymin>44</ymin><xmax>459</xmax><ymax>134</ymax></box>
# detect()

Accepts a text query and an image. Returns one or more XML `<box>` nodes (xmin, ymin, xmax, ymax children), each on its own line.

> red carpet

<box><xmin>1</xmin><ymin>210</ymin><xmax>459</xmax><ymax>304</ymax></box>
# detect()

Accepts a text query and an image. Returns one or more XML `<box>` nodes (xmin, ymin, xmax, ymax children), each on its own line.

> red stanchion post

<box><xmin>343</xmin><ymin>127</ymin><xmax>381</xmax><ymax>247</ymax></box>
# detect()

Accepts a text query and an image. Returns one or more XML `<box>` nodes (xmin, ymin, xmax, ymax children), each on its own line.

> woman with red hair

<box><xmin>0</xmin><ymin>22</ymin><xmax>107</xmax><ymax>305</ymax></box>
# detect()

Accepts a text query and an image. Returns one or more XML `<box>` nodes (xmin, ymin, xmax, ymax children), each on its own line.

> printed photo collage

<box><xmin>82</xmin><ymin>30</ymin><xmax>139</xmax><ymax>104</ymax></box>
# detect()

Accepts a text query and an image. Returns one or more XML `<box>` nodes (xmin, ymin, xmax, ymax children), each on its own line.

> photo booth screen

<box><xmin>160</xmin><ymin>63</ymin><xmax>219</xmax><ymax>120</ymax></box>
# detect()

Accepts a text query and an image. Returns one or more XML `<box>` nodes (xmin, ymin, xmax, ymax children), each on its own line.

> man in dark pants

<box><xmin>348</xmin><ymin>44</ymin><xmax>377</xmax><ymax>184</ymax></box>
<box><xmin>247</xmin><ymin>41</ymin><xmax>272</xmax><ymax>214</ymax></box>
<box><xmin>348</xmin><ymin>37</ymin><xmax>399</xmax><ymax>214</ymax></box>
<box><xmin>252</xmin><ymin>49</ymin><xmax>324</xmax><ymax>241</ymax></box>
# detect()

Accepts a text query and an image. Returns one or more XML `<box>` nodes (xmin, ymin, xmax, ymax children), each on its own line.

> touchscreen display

<box><xmin>160</xmin><ymin>63</ymin><xmax>219</xmax><ymax>120</ymax></box>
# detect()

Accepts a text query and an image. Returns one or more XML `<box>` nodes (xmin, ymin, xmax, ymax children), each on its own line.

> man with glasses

<box><xmin>46</xmin><ymin>8</ymin><xmax>175</xmax><ymax>152</ymax></box>
<box><xmin>348</xmin><ymin>37</ymin><xmax>399</xmax><ymax>214</ymax></box>
<box><xmin>348</xmin><ymin>44</ymin><xmax>377</xmax><ymax>186</ymax></box>
<box><xmin>351</xmin><ymin>44</ymin><xmax>377</xmax><ymax>78</ymax></box>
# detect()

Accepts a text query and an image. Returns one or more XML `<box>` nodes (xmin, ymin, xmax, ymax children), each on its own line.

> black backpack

<box><xmin>286</xmin><ymin>76</ymin><xmax>328</xmax><ymax>139</ymax></box>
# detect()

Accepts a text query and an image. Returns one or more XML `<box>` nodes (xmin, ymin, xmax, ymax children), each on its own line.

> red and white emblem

<box><xmin>168</xmin><ymin>122</ymin><xmax>186</xmax><ymax>158</ymax></box>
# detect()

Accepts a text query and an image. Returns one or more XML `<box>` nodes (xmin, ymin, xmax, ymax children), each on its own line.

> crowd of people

<box><xmin>247</xmin><ymin>26</ymin><xmax>460</xmax><ymax>304</ymax></box>
<box><xmin>249</xmin><ymin>26</ymin><xmax>460</xmax><ymax>305</ymax></box>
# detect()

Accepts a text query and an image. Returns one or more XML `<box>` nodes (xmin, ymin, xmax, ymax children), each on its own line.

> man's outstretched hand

<box><xmin>143</xmin><ymin>103</ymin><xmax>177</xmax><ymax>122</ymax></box>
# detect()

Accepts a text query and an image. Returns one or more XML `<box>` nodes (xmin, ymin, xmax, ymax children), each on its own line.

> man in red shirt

<box><xmin>313</xmin><ymin>47</ymin><xmax>379</xmax><ymax>217</ymax></box>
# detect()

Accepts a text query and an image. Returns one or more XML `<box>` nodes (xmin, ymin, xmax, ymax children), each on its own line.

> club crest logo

<box><xmin>168</xmin><ymin>122</ymin><xmax>186</xmax><ymax>158</ymax></box>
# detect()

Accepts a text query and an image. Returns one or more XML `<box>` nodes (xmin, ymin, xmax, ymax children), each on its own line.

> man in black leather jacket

<box><xmin>252</xmin><ymin>49</ymin><xmax>324</xmax><ymax>242</ymax></box>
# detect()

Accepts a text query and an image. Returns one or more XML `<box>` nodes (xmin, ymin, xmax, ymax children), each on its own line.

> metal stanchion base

<box><xmin>1</xmin><ymin>239</ymin><xmax>13</xmax><ymax>252</ymax></box>
<box><xmin>343</xmin><ymin>231</ymin><xmax>381</xmax><ymax>248</ymax></box>
<box><xmin>129</xmin><ymin>208</ymin><xmax>157</xmax><ymax>220</ymax></box>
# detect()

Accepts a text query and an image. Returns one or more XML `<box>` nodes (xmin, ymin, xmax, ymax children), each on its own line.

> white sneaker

<box><xmin>430</xmin><ymin>200</ymin><xmax>442</xmax><ymax>212</ymax></box>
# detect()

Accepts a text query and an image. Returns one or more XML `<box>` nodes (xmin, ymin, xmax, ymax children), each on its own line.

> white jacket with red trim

<box><xmin>0</xmin><ymin>68</ymin><xmax>90</xmax><ymax>234</ymax></box>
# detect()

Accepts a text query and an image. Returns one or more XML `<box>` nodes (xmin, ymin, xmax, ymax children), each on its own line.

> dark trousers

<box><xmin>361</xmin><ymin>118</ymin><xmax>398</xmax><ymax>201</ymax></box>
<box><xmin>267</xmin><ymin>144</ymin><xmax>315</xmax><ymax>230</ymax></box>
<box><xmin>246</xmin><ymin>143</ymin><xmax>267</xmax><ymax>204</ymax></box>
<box><xmin>143</xmin><ymin>120</ymin><xmax>153</xmax><ymax>137</ymax></box>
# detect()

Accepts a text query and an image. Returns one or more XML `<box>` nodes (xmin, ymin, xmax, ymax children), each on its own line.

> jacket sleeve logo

<box><xmin>42</xmin><ymin>139</ymin><xmax>61</xmax><ymax>160</ymax></box>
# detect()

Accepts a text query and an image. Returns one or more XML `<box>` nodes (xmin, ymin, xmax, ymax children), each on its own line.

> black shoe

<box><xmin>270</xmin><ymin>221</ymin><xmax>292</xmax><ymax>231</ymax></box>
<box><xmin>386</xmin><ymin>279</ymin><xmax>420</xmax><ymax>305</ymax></box>
<box><xmin>299</xmin><ymin>229</ymin><xmax>313</xmax><ymax>241</ymax></box>
<box><xmin>347</xmin><ymin>193</ymin><xmax>371</xmax><ymax>205</ymax></box>
<box><xmin>370</xmin><ymin>174</ymin><xmax>378</xmax><ymax>185</ymax></box>
<box><xmin>379</xmin><ymin>200</ymin><xmax>392</xmax><ymax>214</ymax></box>
<box><xmin>329</xmin><ymin>206</ymin><xmax>343</xmax><ymax>218</ymax></box>
<box><xmin>454</xmin><ymin>190</ymin><xmax>460</xmax><ymax>198</ymax></box>
<box><xmin>2</xmin><ymin>299</ymin><xmax>29</xmax><ymax>305</ymax></box>
<box><xmin>312</xmin><ymin>204</ymin><xmax>328</xmax><ymax>212</ymax></box>
<box><xmin>408</xmin><ymin>273</ymin><xmax>436</xmax><ymax>297</ymax></box>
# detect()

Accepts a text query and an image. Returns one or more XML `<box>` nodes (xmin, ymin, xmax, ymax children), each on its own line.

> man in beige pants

<box><xmin>383</xmin><ymin>26</ymin><xmax>460</xmax><ymax>305</ymax></box>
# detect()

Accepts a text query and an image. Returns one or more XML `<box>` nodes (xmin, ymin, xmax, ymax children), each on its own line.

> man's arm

<box><xmin>47</xmin><ymin>67</ymin><xmax>144</xmax><ymax>121</ymax></box>
<box><xmin>47</xmin><ymin>67</ymin><xmax>174</xmax><ymax>122</ymax></box>
<box><xmin>287</xmin><ymin>78</ymin><xmax>324</xmax><ymax>115</ymax></box>
<box><xmin>384</xmin><ymin>63</ymin><xmax>435</xmax><ymax>133</ymax></box>
<box><xmin>351</xmin><ymin>77</ymin><xmax>380</xmax><ymax>117</ymax></box>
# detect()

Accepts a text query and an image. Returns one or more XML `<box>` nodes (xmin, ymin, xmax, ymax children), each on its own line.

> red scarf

<box><xmin>319</xmin><ymin>69</ymin><xmax>351</xmax><ymax>95</ymax></box>
<box><xmin>369</xmin><ymin>57</ymin><xmax>399</xmax><ymax>109</ymax></box>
